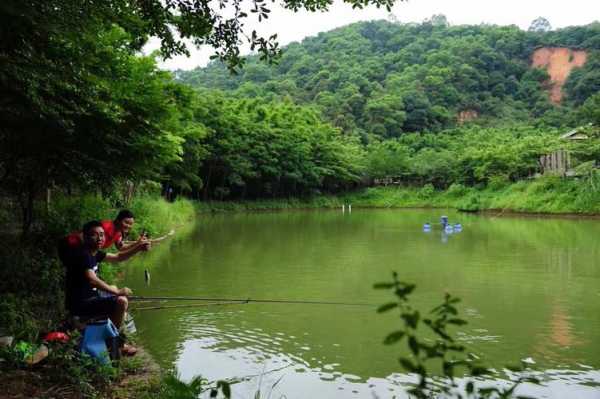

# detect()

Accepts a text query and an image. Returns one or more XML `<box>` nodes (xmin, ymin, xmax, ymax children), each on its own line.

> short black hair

<box><xmin>115</xmin><ymin>209</ymin><xmax>134</xmax><ymax>222</ymax></box>
<box><xmin>82</xmin><ymin>220</ymin><xmax>103</xmax><ymax>238</ymax></box>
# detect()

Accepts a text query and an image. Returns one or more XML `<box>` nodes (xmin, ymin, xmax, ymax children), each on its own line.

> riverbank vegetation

<box><xmin>0</xmin><ymin>194</ymin><xmax>194</xmax><ymax>397</ymax></box>
<box><xmin>197</xmin><ymin>175</ymin><xmax>600</xmax><ymax>215</ymax></box>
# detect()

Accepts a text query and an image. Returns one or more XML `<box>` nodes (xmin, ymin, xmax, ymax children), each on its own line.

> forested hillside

<box><xmin>178</xmin><ymin>19</ymin><xmax>600</xmax><ymax>138</ymax></box>
<box><xmin>2</xmin><ymin>12</ymin><xmax>599</xmax><ymax>214</ymax></box>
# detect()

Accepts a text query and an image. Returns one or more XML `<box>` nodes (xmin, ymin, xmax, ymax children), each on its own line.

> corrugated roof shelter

<box><xmin>560</xmin><ymin>126</ymin><xmax>591</xmax><ymax>140</ymax></box>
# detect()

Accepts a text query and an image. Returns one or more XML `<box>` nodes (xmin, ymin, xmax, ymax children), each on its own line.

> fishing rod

<box><xmin>132</xmin><ymin>301</ymin><xmax>244</xmax><ymax>311</ymax></box>
<box><xmin>129</xmin><ymin>295</ymin><xmax>374</xmax><ymax>307</ymax></box>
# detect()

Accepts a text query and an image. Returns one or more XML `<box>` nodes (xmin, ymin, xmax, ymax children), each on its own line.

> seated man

<box><xmin>63</xmin><ymin>220</ymin><xmax>150</xmax><ymax>353</ymax></box>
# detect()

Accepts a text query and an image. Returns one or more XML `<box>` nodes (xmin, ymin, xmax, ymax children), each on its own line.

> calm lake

<box><xmin>124</xmin><ymin>209</ymin><xmax>600</xmax><ymax>398</ymax></box>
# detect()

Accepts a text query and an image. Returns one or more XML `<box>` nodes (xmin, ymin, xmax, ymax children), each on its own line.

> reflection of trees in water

<box><xmin>544</xmin><ymin>246</ymin><xmax>574</xmax><ymax>279</ymax></box>
<box><xmin>450</xmin><ymin>216</ymin><xmax>600</xmax><ymax>280</ymax></box>
<box><xmin>531</xmin><ymin>246</ymin><xmax>590</xmax><ymax>365</ymax></box>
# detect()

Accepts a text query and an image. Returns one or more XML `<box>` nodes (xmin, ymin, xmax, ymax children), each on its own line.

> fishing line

<box><xmin>129</xmin><ymin>295</ymin><xmax>374</xmax><ymax>307</ymax></box>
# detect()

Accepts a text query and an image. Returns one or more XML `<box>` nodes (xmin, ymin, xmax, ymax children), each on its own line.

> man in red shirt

<box><xmin>61</xmin><ymin>210</ymin><xmax>138</xmax><ymax>253</ymax></box>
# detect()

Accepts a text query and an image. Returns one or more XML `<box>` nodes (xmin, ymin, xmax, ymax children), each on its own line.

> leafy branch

<box><xmin>375</xmin><ymin>272</ymin><xmax>540</xmax><ymax>398</ymax></box>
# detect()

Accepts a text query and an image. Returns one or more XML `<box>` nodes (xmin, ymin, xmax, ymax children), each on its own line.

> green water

<box><xmin>123</xmin><ymin>209</ymin><xmax>600</xmax><ymax>398</ymax></box>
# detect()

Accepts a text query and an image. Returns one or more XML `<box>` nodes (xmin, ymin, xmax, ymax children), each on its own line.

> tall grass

<box><xmin>44</xmin><ymin>193</ymin><xmax>196</xmax><ymax>239</ymax></box>
<box><xmin>127</xmin><ymin>195</ymin><xmax>196</xmax><ymax>238</ymax></box>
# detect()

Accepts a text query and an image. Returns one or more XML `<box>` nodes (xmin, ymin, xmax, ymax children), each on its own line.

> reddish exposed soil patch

<box><xmin>457</xmin><ymin>109</ymin><xmax>478</xmax><ymax>124</ymax></box>
<box><xmin>531</xmin><ymin>47</ymin><xmax>587</xmax><ymax>103</ymax></box>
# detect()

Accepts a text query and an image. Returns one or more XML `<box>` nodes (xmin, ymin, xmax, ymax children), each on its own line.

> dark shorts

<box><xmin>74</xmin><ymin>295</ymin><xmax>118</xmax><ymax>318</ymax></box>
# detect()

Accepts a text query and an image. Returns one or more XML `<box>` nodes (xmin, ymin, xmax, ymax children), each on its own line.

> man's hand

<box><xmin>118</xmin><ymin>287</ymin><xmax>133</xmax><ymax>296</ymax></box>
<box><xmin>140</xmin><ymin>239</ymin><xmax>151</xmax><ymax>251</ymax></box>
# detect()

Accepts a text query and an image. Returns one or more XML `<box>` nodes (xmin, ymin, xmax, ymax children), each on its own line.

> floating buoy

<box><xmin>440</xmin><ymin>215</ymin><xmax>449</xmax><ymax>227</ymax></box>
<box><xmin>423</xmin><ymin>222</ymin><xmax>431</xmax><ymax>232</ymax></box>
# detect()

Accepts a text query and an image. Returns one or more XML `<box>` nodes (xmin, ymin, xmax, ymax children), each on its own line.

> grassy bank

<box><xmin>0</xmin><ymin>194</ymin><xmax>196</xmax><ymax>398</ymax></box>
<box><xmin>45</xmin><ymin>194</ymin><xmax>196</xmax><ymax>239</ymax></box>
<box><xmin>197</xmin><ymin>176</ymin><xmax>600</xmax><ymax>215</ymax></box>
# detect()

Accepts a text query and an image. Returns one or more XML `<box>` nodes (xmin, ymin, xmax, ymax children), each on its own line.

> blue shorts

<box><xmin>75</xmin><ymin>295</ymin><xmax>118</xmax><ymax>318</ymax></box>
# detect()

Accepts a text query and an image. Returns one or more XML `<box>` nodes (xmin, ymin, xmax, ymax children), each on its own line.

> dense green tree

<box><xmin>364</xmin><ymin>93</ymin><xmax>407</xmax><ymax>137</ymax></box>
<box><xmin>578</xmin><ymin>92</ymin><xmax>600</xmax><ymax>125</ymax></box>
<box><xmin>365</xmin><ymin>141</ymin><xmax>411</xmax><ymax>179</ymax></box>
<box><xmin>178</xmin><ymin>93</ymin><xmax>365</xmax><ymax>199</ymax></box>
<box><xmin>0</xmin><ymin>25</ymin><xmax>186</xmax><ymax>232</ymax></box>
<box><xmin>564</xmin><ymin>51</ymin><xmax>600</xmax><ymax>106</ymax></box>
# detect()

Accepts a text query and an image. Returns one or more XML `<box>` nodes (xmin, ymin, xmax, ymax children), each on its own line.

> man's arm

<box><xmin>84</xmin><ymin>269</ymin><xmax>132</xmax><ymax>296</ymax></box>
<box><xmin>104</xmin><ymin>240</ymin><xmax>151</xmax><ymax>263</ymax></box>
<box><xmin>148</xmin><ymin>229</ymin><xmax>175</xmax><ymax>244</ymax></box>
<box><xmin>123</xmin><ymin>229</ymin><xmax>174</xmax><ymax>246</ymax></box>
<box><xmin>116</xmin><ymin>239</ymin><xmax>138</xmax><ymax>251</ymax></box>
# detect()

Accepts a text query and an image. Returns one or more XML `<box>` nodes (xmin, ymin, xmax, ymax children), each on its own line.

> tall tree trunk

<box><xmin>46</xmin><ymin>187</ymin><xmax>51</xmax><ymax>214</ymax></box>
<box><xmin>124</xmin><ymin>180</ymin><xmax>135</xmax><ymax>205</ymax></box>
<box><xmin>20</xmin><ymin>186</ymin><xmax>35</xmax><ymax>239</ymax></box>
<box><xmin>203</xmin><ymin>163</ymin><xmax>213</xmax><ymax>201</ymax></box>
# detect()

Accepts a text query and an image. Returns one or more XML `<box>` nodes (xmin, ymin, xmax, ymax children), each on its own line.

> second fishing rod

<box><xmin>129</xmin><ymin>295</ymin><xmax>375</xmax><ymax>307</ymax></box>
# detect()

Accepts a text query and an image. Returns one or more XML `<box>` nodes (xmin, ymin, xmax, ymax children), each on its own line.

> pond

<box><xmin>123</xmin><ymin>209</ymin><xmax>600</xmax><ymax>398</ymax></box>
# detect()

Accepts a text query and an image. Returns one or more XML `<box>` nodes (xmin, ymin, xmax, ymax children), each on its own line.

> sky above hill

<box><xmin>145</xmin><ymin>0</ymin><xmax>600</xmax><ymax>70</ymax></box>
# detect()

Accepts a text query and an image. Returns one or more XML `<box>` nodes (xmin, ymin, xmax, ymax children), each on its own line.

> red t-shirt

<box><xmin>65</xmin><ymin>220</ymin><xmax>123</xmax><ymax>249</ymax></box>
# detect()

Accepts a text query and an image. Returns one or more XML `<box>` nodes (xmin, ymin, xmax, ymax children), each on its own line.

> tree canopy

<box><xmin>179</xmin><ymin>19</ymin><xmax>600</xmax><ymax>137</ymax></box>
<box><xmin>0</xmin><ymin>0</ymin><xmax>399</xmax><ymax>231</ymax></box>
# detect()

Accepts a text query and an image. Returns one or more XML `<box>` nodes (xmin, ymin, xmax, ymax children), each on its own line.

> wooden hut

<box><xmin>539</xmin><ymin>126</ymin><xmax>591</xmax><ymax>176</ymax></box>
<box><xmin>539</xmin><ymin>149</ymin><xmax>571</xmax><ymax>176</ymax></box>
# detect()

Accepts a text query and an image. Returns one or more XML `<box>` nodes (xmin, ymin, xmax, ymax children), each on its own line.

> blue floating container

<box><xmin>454</xmin><ymin>223</ymin><xmax>462</xmax><ymax>232</ymax></box>
<box><xmin>444</xmin><ymin>224</ymin><xmax>454</xmax><ymax>233</ymax></box>
<box><xmin>423</xmin><ymin>222</ymin><xmax>431</xmax><ymax>232</ymax></box>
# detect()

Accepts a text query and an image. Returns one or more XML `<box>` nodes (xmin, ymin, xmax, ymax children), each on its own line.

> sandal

<box><xmin>121</xmin><ymin>343</ymin><xmax>138</xmax><ymax>356</ymax></box>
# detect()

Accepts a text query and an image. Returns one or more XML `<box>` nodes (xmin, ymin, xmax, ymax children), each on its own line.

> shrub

<box><xmin>487</xmin><ymin>175</ymin><xmax>510</xmax><ymax>190</ymax></box>
<box><xmin>445</xmin><ymin>183</ymin><xmax>468</xmax><ymax>197</ymax></box>
<box><xmin>45</xmin><ymin>194</ymin><xmax>114</xmax><ymax>238</ymax></box>
<box><xmin>418</xmin><ymin>183</ymin><xmax>435</xmax><ymax>199</ymax></box>
<box><xmin>457</xmin><ymin>194</ymin><xmax>481</xmax><ymax>212</ymax></box>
